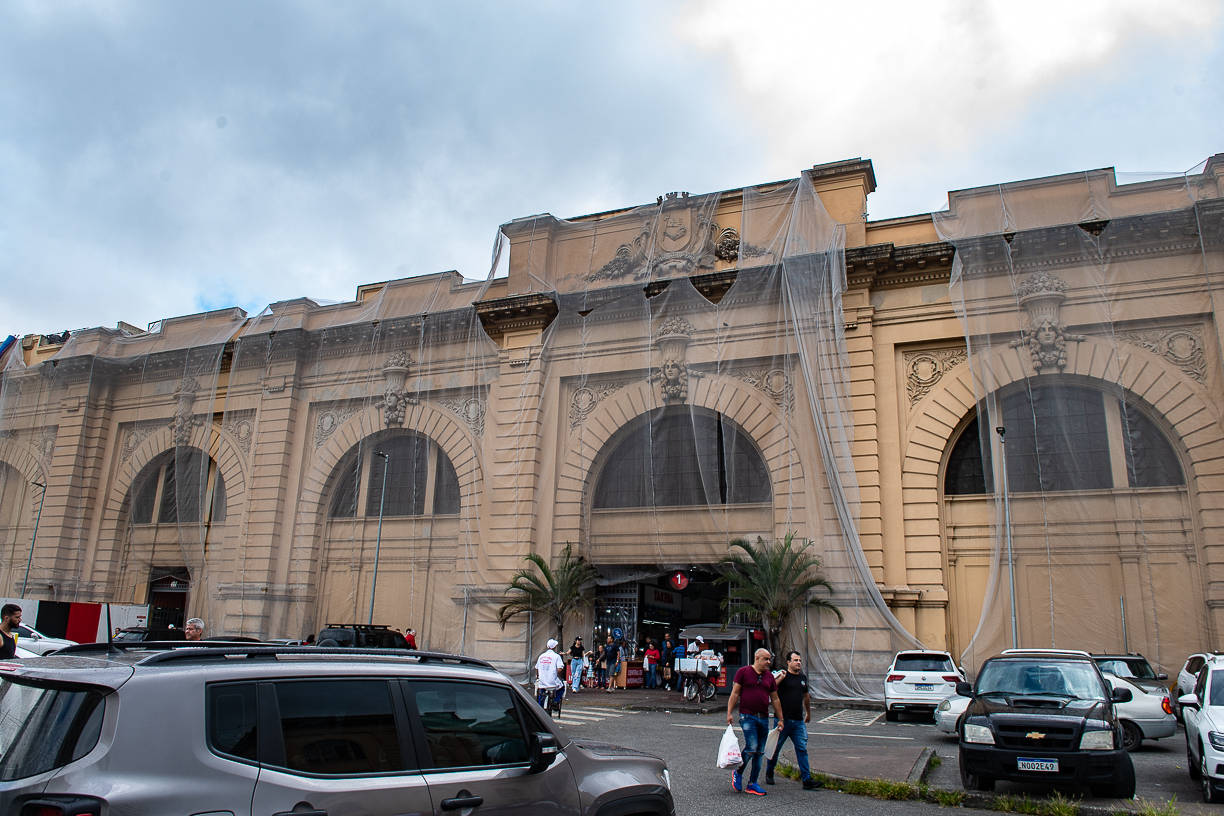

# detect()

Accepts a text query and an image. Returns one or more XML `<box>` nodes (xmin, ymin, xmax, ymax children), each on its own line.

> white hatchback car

<box><xmin>884</xmin><ymin>650</ymin><xmax>964</xmax><ymax>721</ymax></box>
<box><xmin>15</xmin><ymin>625</ymin><xmax>77</xmax><ymax>655</ymax></box>
<box><xmin>1181</xmin><ymin>654</ymin><xmax>1224</xmax><ymax>803</ymax></box>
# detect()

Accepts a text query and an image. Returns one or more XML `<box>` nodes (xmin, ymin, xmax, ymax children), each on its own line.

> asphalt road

<box><xmin>552</xmin><ymin>700</ymin><xmax>1208</xmax><ymax>814</ymax></box>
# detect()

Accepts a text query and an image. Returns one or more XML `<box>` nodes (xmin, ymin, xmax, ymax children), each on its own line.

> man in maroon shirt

<box><xmin>726</xmin><ymin>648</ymin><xmax>784</xmax><ymax>795</ymax></box>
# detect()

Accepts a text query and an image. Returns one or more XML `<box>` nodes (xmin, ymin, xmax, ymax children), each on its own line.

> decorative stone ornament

<box><xmin>1009</xmin><ymin>271</ymin><xmax>1085</xmax><ymax>372</ymax></box>
<box><xmin>651</xmin><ymin>318</ymin><xmax>700</xmax><ymax>403</ymax></box>
<box><xmin>380</xmin><ymin>351</ymin><xmax>417</xmax><ymax>427</ymax></box>
<box><xmin>171</xmin><ymin>377</ymin><xmax>201</xmax><ymax>446</ymax></box>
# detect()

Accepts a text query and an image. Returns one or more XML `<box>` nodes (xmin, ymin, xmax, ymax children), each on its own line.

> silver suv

<box><xmin>0</xmin><ymin>644</ymin><xmax>674</xmax><ymax>816</ymax></box>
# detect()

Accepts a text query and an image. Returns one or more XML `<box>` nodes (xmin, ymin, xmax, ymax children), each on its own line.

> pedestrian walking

<box><xmin>600</xmin><ymin>635</ymin><xmax>617</xmax><ymax>689</ymax></box>
<box><xmin>726</xmin><ymin>648</ymin><xmax>784</xmax><ymax>796</ymax></box>
<box><xmin>660</xmin><ymin>632</ymin><xmax>676</xmax><ymax>690</ymax></box>
<box><xmin>0</xmin><ymin>604</ymin><xmax>22</xmax><ymax>658</ymax></box>
<box><xmin>404</xmin><ymin>628</ymin><xmax>417</xmax><ymax>649</ymax></box>
<box><xmin>569</xmin><ymin>636</ymin><xmax>585</xmax><ymax>692</ymax></box>
<box><xmin>765</xmin><ymin>650</ymin><xmax>819</xmax><ymax>790</ymax></box>
<box><xmin>671</xmin><ymin>640</ymin><xmax>686</xmax><ymax>691</ymax></box>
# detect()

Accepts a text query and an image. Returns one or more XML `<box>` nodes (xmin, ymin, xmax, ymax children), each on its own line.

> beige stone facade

<box><xmin>1</xmin><ymin>154</ymin><xmax>1222</xmax><ymax>677</ymax></box>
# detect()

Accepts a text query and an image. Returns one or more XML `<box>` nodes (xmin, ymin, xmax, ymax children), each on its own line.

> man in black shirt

<box><xmin>0</xmin><ymin>604</ymin><xmax>22</xmax><ymax>659</ymax></box>
<box><xmin>766</xmin><ymin>650</ymin><xmax>819</xmax><ymax>789</ymax></box>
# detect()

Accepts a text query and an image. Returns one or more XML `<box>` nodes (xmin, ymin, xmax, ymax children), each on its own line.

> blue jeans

<box><xmin>766</xmin><ymin>718</ymin><xmax>810</xmax><ymax>781</ymax></box>
<box><xmin>570</xmin><ymin>658</ymin><xmax>584</xmax><ymax>690</ymax></box>
<box><xmin>738</xmin><ymin>713</ymin><xmax>770</xmax><ymax>784</ymax></box>
<box><xmin>645</xmin><ymin>665</ymin><xmax>657</xmax><ymax>688</ymax></box>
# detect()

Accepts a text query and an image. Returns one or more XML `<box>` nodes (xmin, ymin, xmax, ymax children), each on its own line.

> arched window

<box><xmin>128</xmin><ymin>448</ymin><xmax>226</xmax><ymax>524</ymax></box>
<box><xmin>327</xmin><ymin>432</ymin><xmax>460</xmax><ymax>518</ymax></box>
<box><xmin>593</xmin><ymin>409</ymin><xmax>771</xmax><ymax>508</ymax></box>
<box><xmin>944</xmin><ymin>386</ymin><xmax>1184</xmax><ymax>495</ymax></box>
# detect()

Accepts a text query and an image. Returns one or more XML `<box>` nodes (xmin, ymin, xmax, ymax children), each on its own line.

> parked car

<box><xmin>1180</xmin><ymin>653</ymin><xmax>1224</xmax><ymax>803</ymax></box>
<box><xmin>14</xmin><ymin>624</ymin><xmax>76</xmax><ymax>655</ymax></box>
<box><xmin>0</xmin><ymin>642</ymin><xmax>675</xmax><ymax>815</ymax></box>
<box><xmin>883</xmin><ymin>649</ymin><xmax>965</xmax><ymax>721</ymax></box>
<box><xmin>1091</xmin><ymin>653</ymin><xmax>1169</xmax><ymax>695</ymax></box>
<box><xmin>957</xmin><ymin>649</ymin><xmax>1135</xmax><ymax>798</ymax></box>
<box><xmin>112</xmin><ymin>627</ymin><xmax>185</xmax><ymax>642</ymax></box>
<box><xmin>1176</xmin><ymin>653</ymin><xmax>1222</xmax><ymax>721</ymax></box>
<box><xmin>1098</xmin><ymin>670</ymin><xmax>1176</xmax><ymax>751</ymax></box>
<box><xmin>934</xmin><ymin>693</ymin><xmax>970</xmax><ymax>735</ymax></box>
<box><xmin>316</xmin><ymin>623</ymin><xmax>408</xmax><ymax>649</ymax></box>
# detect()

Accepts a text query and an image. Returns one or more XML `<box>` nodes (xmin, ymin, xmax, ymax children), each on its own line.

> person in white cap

<box><xmin>686</xmin><ymin>635</ymin><xmax>704</xmax><ymax>656</ymax></box>
<box><xmin>534</xmin><ymin>638</ymin><xmax>564</xmax><ymax>711</ymax></box>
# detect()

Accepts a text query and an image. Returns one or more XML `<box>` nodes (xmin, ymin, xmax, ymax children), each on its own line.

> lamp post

<box><xmin>368</xmin><ymin>451</ymin><xmax>389</xmax><ymax>625</ymax></box>
<box><xmin>22</xmin><ymin>481</ymin><xmax>46</xmax><ymax>598</ymax></box>
<box><xmin>995</xmin><ymin>426</ymin><xmax>1019</xmax><ymax>650</ymax></box>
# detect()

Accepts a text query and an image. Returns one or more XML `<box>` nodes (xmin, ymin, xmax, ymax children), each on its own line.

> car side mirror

<box><xmin>1156</xmin><ymin>672</ymin><xmax>1168</xmax><ymax>681</ymax></box>
<box><xmin>1179</xmin><ymin>693</ymin><xmax>1200</xmax><ymax>711</ymax></box>
<box><xmin>530</xmin><ymin>731</ymin><xmax>560</xmax><ymax>773</ymax></box>
<box><xmin>956</xmin><ymin>681</ymin><xmax>973</xmax><ymax>697</ymax></box>
<box><xmin>1110</xmin><ymin>685</ymin><xmax>1132</xmax><ymax>703</ymax></box>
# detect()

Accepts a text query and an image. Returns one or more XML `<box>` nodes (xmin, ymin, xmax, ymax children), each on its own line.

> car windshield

<box><xmin>894</xmin><ymin>654</ymin><xmax>953</xmax><ymax>672</ymax></box>
<box><xmin>1096</xmin><ymin>658</ymin><xmax>1156</xmax><ymax>679</ymax></box>
<box><xmin>976</xmin><ymin>659</ymin><xmax>1106</xmax><ymax>700</ymax></box>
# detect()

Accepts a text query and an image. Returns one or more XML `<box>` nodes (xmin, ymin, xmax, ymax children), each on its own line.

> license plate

<box><xmin>1017</xmin><ymin>757</ymin><xmax>1059</xmax><ymax>773</ymax></box>
<box><xmin>914</xmin><ymin>683</ymin><xmax>934</xmax><ymax>691</ymax></box>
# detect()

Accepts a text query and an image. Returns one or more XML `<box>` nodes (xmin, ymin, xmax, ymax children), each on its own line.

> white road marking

<box><xmin>819</xmin><ymin>709</ymin><xmax>882</xmax><ymax>726</ymax></box>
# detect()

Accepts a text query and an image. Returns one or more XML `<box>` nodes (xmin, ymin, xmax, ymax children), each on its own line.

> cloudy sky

<box><xmin>2</xmin><ymin>0</ymin><xmax>1221</xmax><ymax>337</ymax></box>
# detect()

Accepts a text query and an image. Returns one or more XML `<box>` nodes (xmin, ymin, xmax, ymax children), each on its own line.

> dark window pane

<box><xmin>328</xmin><ymin>452</ymin><xmax>361</xmax><ymax>518</ymax></box>
<box><xmin>272</xmin><ymin>680</ymin><xmax>403</xmax><ymax>775</ymax></box>
<box><xmin>945</xmin><ymin>416</ymin><xmax>993</xmax><ymax>495</ymax></box>
<box><xmin>131</xmin><ymin>470</ymin><xmax>158</xmax><ymax>524</ymax></box>
<box><xmin>160</xmin><ymin>449</ymin><xmax>206</xmax><ymax>523</ymax></box>
<box><xmin>211</xmin><ymin>470</ymin><xmax>227</xmax><ymax>522</ymax></box>
<box><xmin>367</xmin><ymin>435</ymin><xmax>429</xmax><ymax>517</ymax></box>
<box><xmin>207</xmin><ymin>682</ymin><xmax>258</xmax><ymax>762</ymax></box>
<box><xmin>1120</xmin><ymin>401</ymin><xmax>1184</xmax><ymax>487</ymax></box>
<box><xmin>0</xmin><ymin>680</ymin><xmax>104</xmax><ymax>781</ymax></box>
<box><xmin>411</xmin><ymin>681</ymin><xmax>528</xmax><ymax>769</ymax></box>
<box><xmin>433</xmin><ymin>453</ymin><xmax>460</xmax><ymax>515</ymax></box>
<box><xmin>593</xmin><ymin>410</ymin><xmax>771</xmax><ymax>508</ymax></box>
<box><xmin>1002</xmin><ymin>386</ymin><xmax>1111</xmax><ymax>492</ymax></box>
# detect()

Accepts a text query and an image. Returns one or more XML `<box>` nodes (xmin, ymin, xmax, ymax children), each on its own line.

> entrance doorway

<box><xmin>147</xmin><ymin>566</ymin><xmax>190</xmax><ymax>630</ymax></box>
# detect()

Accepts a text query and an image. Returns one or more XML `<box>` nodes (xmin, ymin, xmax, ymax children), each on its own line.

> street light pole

<box><xmin>22</xmin><ymin>481</ymin><xmax>46</xmax><ymax>598</ymax></box>
<box><xmin>995</xmin><ymin>426</ymin><xmax>1019</xmax><ymax>650</ymax></box>
<box><xmin>368</xmin><ymin>451</ymin><xmax>389</xmax><ymax>625</ymax></box>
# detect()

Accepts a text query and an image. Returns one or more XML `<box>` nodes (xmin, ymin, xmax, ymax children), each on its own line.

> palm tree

<box><xmin>496</xmin><ymin>541</ymin><xmax>599</xmax><ymax>645</ymax></box>
<box><xmin>715</xmin><ymin>532</ymin><xmax>842</xmax><ymax>662</ymax></box>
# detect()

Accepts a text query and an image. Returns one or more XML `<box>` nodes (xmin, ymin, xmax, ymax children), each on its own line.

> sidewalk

<box><xmin>563</xmin><ymin>686</ymin><xmax>930</xmax><ymax>785</ymax></box>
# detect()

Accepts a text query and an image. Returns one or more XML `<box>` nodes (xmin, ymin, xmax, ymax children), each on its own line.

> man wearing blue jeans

<box><xmin>765</xmin><ymin>651</ymin><xmax>819</xmax><ymax>790</ymax></box>
<box><xmin>726</xmin><ymin>648</ymin><xmax>785</xmax><ymax>796</ymax></box>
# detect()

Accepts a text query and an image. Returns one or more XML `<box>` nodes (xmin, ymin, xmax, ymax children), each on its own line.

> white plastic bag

<box><xmin>763</xmin><ymin>726</ymin><xmax>780</xmax><ymax>761</ymax></box>
<box><xmin>716</xmin><ymin>724</ymin><xmax>742</xmax><ymax>768</ymax></box>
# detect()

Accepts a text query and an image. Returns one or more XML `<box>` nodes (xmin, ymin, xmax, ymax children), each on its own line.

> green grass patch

<box><xmin>1124</xmin><ymin>798</ymin><xmax>1179</xmax><ymax>816</ymax></box>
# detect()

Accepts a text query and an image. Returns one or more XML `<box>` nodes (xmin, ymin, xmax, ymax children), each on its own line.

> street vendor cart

<box><xmin>676</xmin><ymin>623</ymin><xmax>755</xmax><ymax>699</ymax></box>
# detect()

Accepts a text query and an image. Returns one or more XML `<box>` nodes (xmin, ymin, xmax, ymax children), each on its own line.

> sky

<box><xmin>2</xmin><ymin>0</ymin><xmax>1221</xmax><ymax>337</ymax></box>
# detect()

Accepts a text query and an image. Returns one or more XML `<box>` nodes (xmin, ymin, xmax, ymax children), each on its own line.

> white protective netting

<box><xmin>936</xmin><ymin>161</ymin><xmax>1224</xmax><ymax>675</ymax></box>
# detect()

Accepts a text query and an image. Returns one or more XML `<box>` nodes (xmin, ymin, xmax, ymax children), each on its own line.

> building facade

<box><xmin>1</xmin><ymin>155</ymin><xmax>1221</xmax><ymax>689</ymax></box>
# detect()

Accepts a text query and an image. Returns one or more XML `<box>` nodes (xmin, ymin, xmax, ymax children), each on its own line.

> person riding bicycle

<box><xmin>534</xmin><ymin>638</ymin><xmax>565</xmax><ymax>712</ymax></box>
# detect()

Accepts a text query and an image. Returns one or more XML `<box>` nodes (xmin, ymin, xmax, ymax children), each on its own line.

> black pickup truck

<box><xmin>957</xmin><ymin>649</ymin><xmax>1135</xmax><ymax>798</ymax></box>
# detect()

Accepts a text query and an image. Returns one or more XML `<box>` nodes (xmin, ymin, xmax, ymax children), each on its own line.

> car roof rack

<box><xmin>52</xmin><ymin>642</ymin><xmax>494</xmax><ymax>669</ymax></box>
<box><xmin>999</xmin><ymin>648</ymin><xmax>1091</xmax><ymax>657</ymax></box>
<box><xmin>322</xmin><ymin>623</ymin><xmax>394</xmax><ymax>630</ymax></box>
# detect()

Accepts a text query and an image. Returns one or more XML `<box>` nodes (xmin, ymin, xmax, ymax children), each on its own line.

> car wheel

<box><xmin>317</xmin><ymin>638</ymin><xmax>339</xmax><ymax>647</ymax></box>
<box><xmin>1189</xmin><ymin>738</ymin><xmax>1202</xmax><ymax>781</ymax></box>
<box><xmin>959</xmin><ymin>760</ymin><xmax>994</xmax><ymax>792</ymax></box>
<box><xmin>1120</xmin><ymin>720</ymin><xmax>1142</xmax><ymax>752</ymax></box>
<box><xmin>1204</xmin><ymin>749</ymin><xmax>1224</xmax><ymax>804</ymax></box>
<box><xmin>885</xmin><ymin>709</ymin><xmax>898</xmax><ymax>722</ymax></box>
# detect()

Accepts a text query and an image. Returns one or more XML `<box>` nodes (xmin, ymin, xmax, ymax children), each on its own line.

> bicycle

<box><xmin>535</xmin><ymin>682</ymin><xmax>565</xmax><ymax>718</ymax></box>
<box><xmin>681</xmin><ymin>670</ymin><xmax>718</xmax><ymax>702</ymax></box>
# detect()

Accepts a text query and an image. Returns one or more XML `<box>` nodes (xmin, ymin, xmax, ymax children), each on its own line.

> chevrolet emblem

<box><xmin>1026</xmin><ymin>732</ymin><xmax>1046</xmax><ymax>740</ymax></box>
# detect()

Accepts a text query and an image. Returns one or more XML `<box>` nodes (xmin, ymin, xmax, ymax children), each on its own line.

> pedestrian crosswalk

<box><xmin>551</xmin><ymin>707</ymin><xmax>639</xmax><ymax>727</ymax></box>
<box><xmin>818</xmin><ymin>708</ymin><xmax>882</xmax><ymax>727</ymax></box>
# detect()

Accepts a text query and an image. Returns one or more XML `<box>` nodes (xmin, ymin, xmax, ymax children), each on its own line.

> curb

<box><xmin>906</xmin><ymin>747</ymin><xmax>935</xmax><ymax>785</ymax></box>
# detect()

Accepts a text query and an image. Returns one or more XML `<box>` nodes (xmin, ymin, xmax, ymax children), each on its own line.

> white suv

<box><xmin>883</xmin><ymin>650</ymin><xmax>964</xmax><ymax>721</ymax></box>
<box><xmin>1181</xmin><ymin>654</ymin><xmax>1224</xmax><ymax>803</ymax></box>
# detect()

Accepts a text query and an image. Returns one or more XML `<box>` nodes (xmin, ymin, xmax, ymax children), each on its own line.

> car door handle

<box><xmin>272</xmin><ymin>810</ymin><xmax>327</xmax><ymax>816</ymax></box>
<box><xmin>440</xmin><ymin>794</ymin><xmax>484</xmax><ymax>810</ymax></box>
